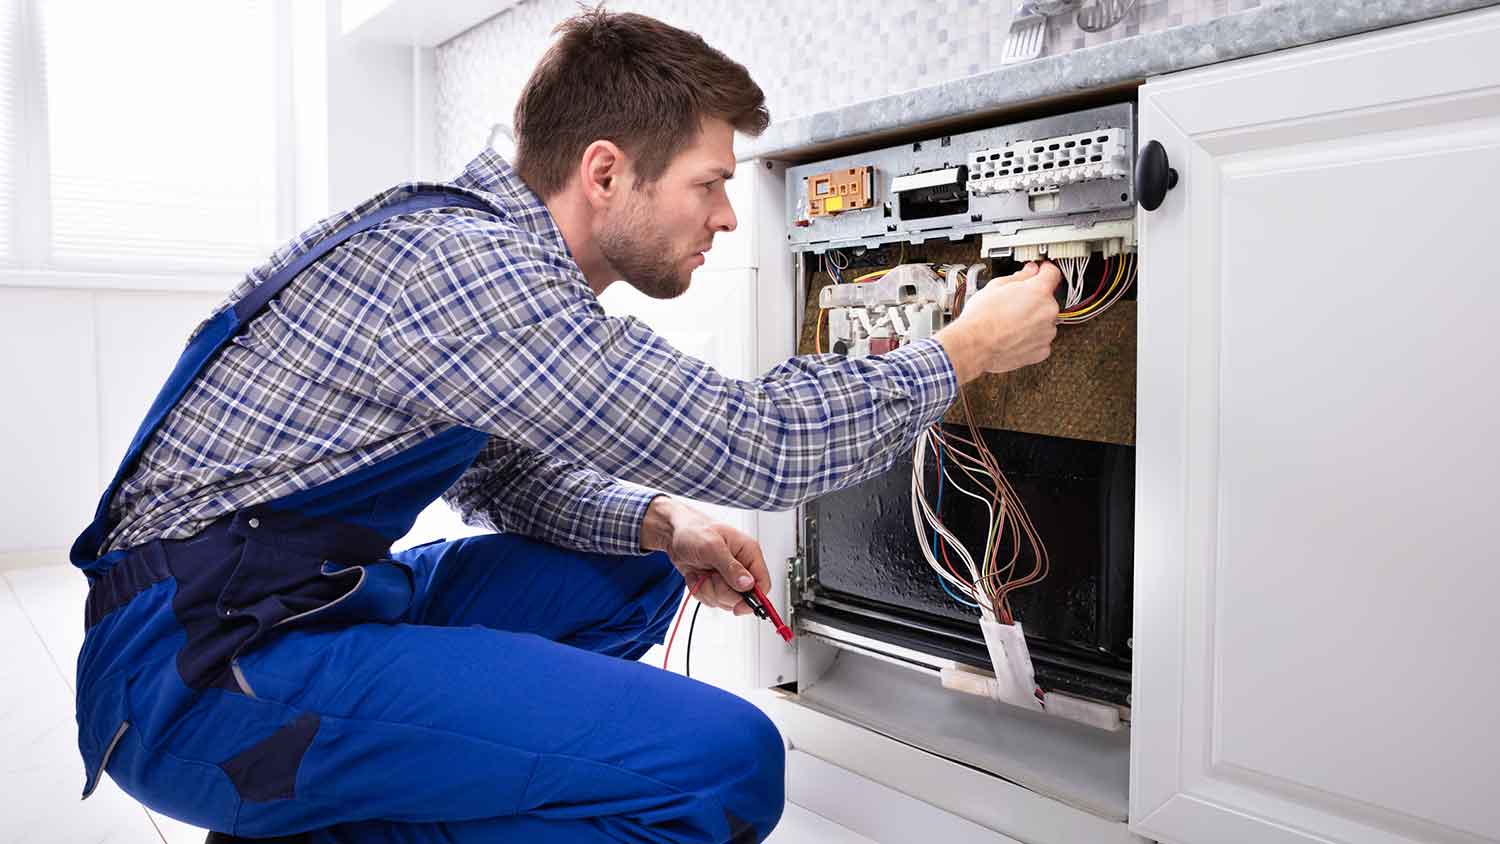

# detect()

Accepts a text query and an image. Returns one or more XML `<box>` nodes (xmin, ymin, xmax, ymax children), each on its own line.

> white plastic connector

<box><xmin>940</xmin><ymin>665</ymin><xmax>999</xmax><ymax>699</ymax></box>
<box><xmin>981</xmin><ymin>220</ymin><xmax>1136</xmax><ymax>263</ymax></box>
<box><xmin>979</xmin><ymin>615</ymin><xmax>1043</xmax><ymax>712</ymax></box>
<box><xmin>1043</xmin><ymin>690</ymin><xmax>1123</xmax><ymax>731</ymax></box>
<box><xmin>1045</xmin><ymin>240</ymin><xmax>1090</xmax><ymax>259</ymax></box>
<box><xmin>1013</xmin><ymin>244</ymin><xmax>1044</xmax><ymax>263</ymax></box>
<box><xmin>940</xmin><ymin>664</ymin><xmax>1125</xmax><ymax>731</ymax></box>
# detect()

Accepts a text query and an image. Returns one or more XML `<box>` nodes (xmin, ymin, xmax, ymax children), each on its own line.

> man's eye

<box><xmin>702</xmin><ymin>181</ymin><xmax>717</xmax><ymax>191</ymax></box>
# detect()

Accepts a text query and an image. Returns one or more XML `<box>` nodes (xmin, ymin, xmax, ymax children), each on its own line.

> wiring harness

<box><xmin>1055</xmin><ymin>251</ymin><xmax>1137</xmax><ymax>324</ymax></box>
<box><xmin>908</xmin><ymin>276</ymin><xmax>1050</xmax><ymax>627</ymax></box>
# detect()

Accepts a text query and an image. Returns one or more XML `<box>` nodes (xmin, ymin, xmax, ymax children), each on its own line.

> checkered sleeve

<box><xmin>373</xmin><ymin>227</ymin><xmax>957</xmax><ymax>517</ymax></box>
<box><xmin>441</xmin><ymin>436</ymin><xmax>659</xmax><ymax>555</ymax></box>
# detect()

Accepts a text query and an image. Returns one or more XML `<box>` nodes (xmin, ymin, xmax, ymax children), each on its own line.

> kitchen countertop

<box><xmin>741</xmin><ymin>0</ymin><xmax>1500</xmax><ymax>161</ymax></box>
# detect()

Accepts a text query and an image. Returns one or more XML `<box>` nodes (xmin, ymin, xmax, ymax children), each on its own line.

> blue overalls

<box><xmin>70</xmin><ymin>188</ymin><xmax>785</xmax><ymax>843</ymax></box>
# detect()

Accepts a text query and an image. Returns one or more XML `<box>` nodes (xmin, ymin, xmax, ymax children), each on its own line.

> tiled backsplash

<box><xmin>435</xmin><ymin>0</ymin><xmax>1263</xmax><ymax>174</ymax></box>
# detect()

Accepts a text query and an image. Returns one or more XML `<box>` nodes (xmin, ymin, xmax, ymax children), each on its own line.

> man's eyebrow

<box><xmin>711</xmin><ymin>167</ymin><xmax>734</xmax><ymax>181</ymax></box>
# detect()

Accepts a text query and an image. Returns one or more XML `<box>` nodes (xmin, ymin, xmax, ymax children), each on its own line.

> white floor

<box><xmin>0</xmin><ymin>563</ymin><xmax>877</xmax><ymax>844</ymax></box>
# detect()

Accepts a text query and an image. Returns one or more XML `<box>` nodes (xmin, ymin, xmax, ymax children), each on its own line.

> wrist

<box><xmin>935</xmin><ymin>320</ymin><xmax>982</xmax><ymax>384</ymax></box>
<box><xmin>638</xmin><ymin>495</ymin><xmax>679</xmax><ymax>552</ymax></box>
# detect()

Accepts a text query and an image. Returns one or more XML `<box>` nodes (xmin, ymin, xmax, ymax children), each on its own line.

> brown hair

<box><xmin>512</xmin><ymin>6</ymin><xmax>770</xmax><ymax>198</ymax></box>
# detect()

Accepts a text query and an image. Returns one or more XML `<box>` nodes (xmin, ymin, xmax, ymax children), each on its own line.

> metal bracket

<box><xmin>787</xmin><ymin>554</ymin><xmax>810</xmax><ymax>604</ymax></box>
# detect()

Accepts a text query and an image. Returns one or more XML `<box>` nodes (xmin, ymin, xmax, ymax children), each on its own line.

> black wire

<box><xmin>685</xmin><ymin>600</ymin><xmax>703</xmax><ymax>679</ymax></box>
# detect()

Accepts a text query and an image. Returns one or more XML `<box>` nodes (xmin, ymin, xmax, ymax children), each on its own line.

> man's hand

<box><xmin>640</xmin><ymin>496</ymin><xmax>771</xmax><ymax>617</ymax></box>
<box><xmin>935</xmin><ymin>261</ymin><xmax>1062</xmax><ymax>384</ymax></box>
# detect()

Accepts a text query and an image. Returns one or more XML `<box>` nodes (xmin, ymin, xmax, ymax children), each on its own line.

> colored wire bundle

<box><xmin>821</xmin><ymin>248</ymin><xmax>850</xmax><ymax>284</ymax></box>
<box><xmin>1055</xmin><ymin>254</ymin><xmax>1092</xmax><ymax>310</ymax></box>
<box><xmin>909</xmin><ymin>282</ymin><xmax>1051</xmax><ymax>624</ymax></box>
<box><xmin>1057</xmin><ymin>252</ymin><xmax>1137</xmax><ymax>324</ymax></box>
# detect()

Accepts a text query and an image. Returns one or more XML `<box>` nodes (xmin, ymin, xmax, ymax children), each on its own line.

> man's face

<box><xmin>596</xmin><ymin>118</ymin><xmax>738</xmax><ymax>299</ymax></box>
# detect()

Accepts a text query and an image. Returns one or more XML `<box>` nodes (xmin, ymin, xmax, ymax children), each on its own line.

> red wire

<box><xmin>662</xmin><ymin>574</ymin><xmax>708</xmax><ymax>671</ymax></box>
<box><xmin>938</xmin><ymin>536</ymin><xmax>969</xmax><ymax>584</ymax></box>
<box><xmin>1062</xmin><ymin>255</ymin><xmax>1113</xmax><ymax>314</ymax></box>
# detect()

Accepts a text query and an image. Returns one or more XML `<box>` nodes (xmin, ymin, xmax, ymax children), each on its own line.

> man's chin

<box><xmin>627</xmin><ymin>273</ymin><xmax>692</xmax><ymax>300</ymax></box>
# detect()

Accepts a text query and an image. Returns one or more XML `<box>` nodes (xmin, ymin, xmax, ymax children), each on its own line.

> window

<box><xmin>2</xmin><ymin>0</ymin><xmax>293</xmax><ymax>286</ymax></box>
<box><xmin>0</xmin><ymin>0</ymin><xmax>16</xmax><ymax>261</ymax></box>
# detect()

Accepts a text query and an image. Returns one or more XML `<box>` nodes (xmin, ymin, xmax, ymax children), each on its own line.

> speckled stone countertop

<box><xmin>741</xmin><ymin>0</ymin><xmax>1500</xmax><ymax>160</ymax></box>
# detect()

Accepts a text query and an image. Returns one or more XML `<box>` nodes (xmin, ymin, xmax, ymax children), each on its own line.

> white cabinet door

<box><xmin>1133</xmin><ymin>8</ymin><xmax>1500</xmax><ymax>844</ymax></box>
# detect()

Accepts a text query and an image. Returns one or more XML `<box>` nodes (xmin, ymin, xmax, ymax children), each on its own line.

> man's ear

<box><xmin>578</xmin><ymin>140</ymin><xmax>628</xmax><ymax>211</ymax></box>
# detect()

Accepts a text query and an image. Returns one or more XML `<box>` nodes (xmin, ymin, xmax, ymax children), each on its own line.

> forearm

<box><xmin>444</xmin><ymin>440</ymin><xmax>658</xmax><ymax>555</ymax></box>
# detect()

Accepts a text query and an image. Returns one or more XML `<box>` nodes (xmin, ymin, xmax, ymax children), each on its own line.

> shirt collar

<box><xmin>452</xmin><ymin>148</ymin><xmax>570</xmax><ymax>255</ymax></box>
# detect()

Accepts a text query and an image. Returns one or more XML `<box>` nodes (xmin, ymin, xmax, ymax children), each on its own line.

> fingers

<box><xmin>1014</xmin><ymin>261</ymin><xmax>1040</xmax><ymax>279</ymax></box>
<box><xmin>721</xmin><ymin>526</ymin><xmax>771</xmax><ymax>593</ymax></box>
<box><xmin>1027</xmin><ymin>261</ymin><xmax>1063</xmax><ymax>293</ymax></box>
<box><xmin>695</xmin><ymin>572</ymin><xmax>752</xmax><ymax>613</ymax></box>
<box><xmin>714</xmin><ymin>524</ymin><xmax>770</xmax><ymax>593</ymax></box>
<box><xmin>680</xmin><ymin>525</ymin><xmax>753</xmax><ymax>593</ymax></box>
<box><xmin>713</xmin><ymin>542</ymin><xmax>754</xmax><ymax>591</ymax></box>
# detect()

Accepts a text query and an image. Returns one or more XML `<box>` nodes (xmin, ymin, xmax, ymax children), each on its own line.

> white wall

<box><xmin>326</xmin><ymin>15</ymin><xmax>417</xmax><ymax>208</ymax></box>
<box><xmin>0</xmin><ymin>287</ymin><xmax>225</xmax><ymax>565</ymax></box>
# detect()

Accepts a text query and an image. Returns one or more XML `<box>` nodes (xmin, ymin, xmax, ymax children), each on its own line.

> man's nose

<box><xmin>711</xmin><ymin>198</ymin><xmax>737</xmax><ymax>234</ymax></box>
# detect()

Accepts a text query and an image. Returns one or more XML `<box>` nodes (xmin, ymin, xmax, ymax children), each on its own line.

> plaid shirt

<box><xmin>101</xmin><ymin>150</ymin><xmax>957</xmax><ymax>557</ymax></box>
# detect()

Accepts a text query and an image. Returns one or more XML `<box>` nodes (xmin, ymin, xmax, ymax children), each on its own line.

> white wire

<box><xmin>1077</xmin><ymin>252</ymin><xmax>1091</xmax><ymax>308</ymax></box>
<box><xmin>910</xmin><ymin>472</ymin><xmax>982</xmax><ymax>600</ymax></box>
<box><xmin>939</xmin><ymin>450</ymin><xmax>1000</xmax><ymax>586</ymax></box>
<box><xmin>910</xmin><ymin>430</ymin><xmax>1005</xmax><ymax>613</ymax></box>
<box><xmin>1062</xmin><ymin>256</ymin><xmax>1084</xmax><ymax>309</ymax></box>
<box><xmin>1060</xmin><ymin>254</ymin><xmax>1136</xmax><ymax>324</ymax></box>
<box><xmin>910</xmin><ymin>433</ymin><xmax>989</xmax><ymax>608</ymax></box>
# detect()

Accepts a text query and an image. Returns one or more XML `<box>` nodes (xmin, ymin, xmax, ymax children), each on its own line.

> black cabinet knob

<box><xmin>1135</xmin><ymin>140</ymin><xmax>1179</xmax><ymax>211</ymax></box>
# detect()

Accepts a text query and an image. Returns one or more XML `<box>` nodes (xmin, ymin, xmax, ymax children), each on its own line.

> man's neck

<box><xmin>543</xmin><ymin>191</ymin><xmax>616</xmax><ymax>296</ymax></box>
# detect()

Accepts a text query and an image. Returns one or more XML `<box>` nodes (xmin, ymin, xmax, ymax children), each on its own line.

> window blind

<box><xmin>41</xmin><ymin>0</ymin><xmax>278</xmax><ymax>271</ymax></box>
<box><xmin>0</xmin><ymin>0</ymin><xmax>16</xmax><ymax>261</ymax></box>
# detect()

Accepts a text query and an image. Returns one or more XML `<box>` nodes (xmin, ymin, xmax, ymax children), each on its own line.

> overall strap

<box><xmin>70</xmin><ymin>188</ymin><xmax>501</xmax><ymax>569</ymax></box>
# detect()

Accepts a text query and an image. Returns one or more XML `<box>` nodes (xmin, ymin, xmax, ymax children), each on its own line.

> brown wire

<box><xmin>944</xmin><ymin>271</ymin><xmax>1051</xmax><ymax>623</ymax></box>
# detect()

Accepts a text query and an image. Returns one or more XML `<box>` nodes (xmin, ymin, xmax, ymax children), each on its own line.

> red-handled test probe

<box><xmin>662</xmin><ymin>576</ymin><xmax>794</xmax><ymax>673</ymax></box>
<box><xmin>740</xmin><ymin>583</ymin><xmax>794</xmax><ymax>643</ymax></box>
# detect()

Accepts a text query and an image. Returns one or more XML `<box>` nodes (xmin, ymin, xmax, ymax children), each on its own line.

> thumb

<box><xmin>1027</xmin><ymin>261</ymin><xmax>1063</xmax><ymax>294</ymax></box>
<box><xmin>1005</xmin><ymin>261</ymin><xmax>1041</xmax><ymax>283</ymax></box>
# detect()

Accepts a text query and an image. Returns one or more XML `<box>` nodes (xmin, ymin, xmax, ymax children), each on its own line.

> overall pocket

<box><xmin>275</xmin><ymin>557</ymin><xmax>415</xmax><ymax>629</ymax></box>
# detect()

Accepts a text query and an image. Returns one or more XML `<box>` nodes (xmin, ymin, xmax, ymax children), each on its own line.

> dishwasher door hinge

<box><xmin>786</xmin><ymin>554</ymin><xmax>810</xmax><ymax>604</ymax></box>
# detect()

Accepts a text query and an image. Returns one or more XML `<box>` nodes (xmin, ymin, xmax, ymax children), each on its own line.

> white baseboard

<box><xmin>787</xmin><ymin>750</ymin><xmax>1022</xmax><ymax>844</ymax></box>
<box><xmin>0</xmin><ymin>548</ymin><xmax>70</xmax><ymax>573</ymax></box>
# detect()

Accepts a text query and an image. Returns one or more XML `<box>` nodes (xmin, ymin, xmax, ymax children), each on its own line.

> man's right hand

<box><xmin>935</xmin><ymin>261</ymin><xmax>1062</xmax><ymax>383</ymax></box>
<box><xmin>640</xmin><ymin>496</ymin><xmax>771</xmax><ymax>617</ymax></box>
